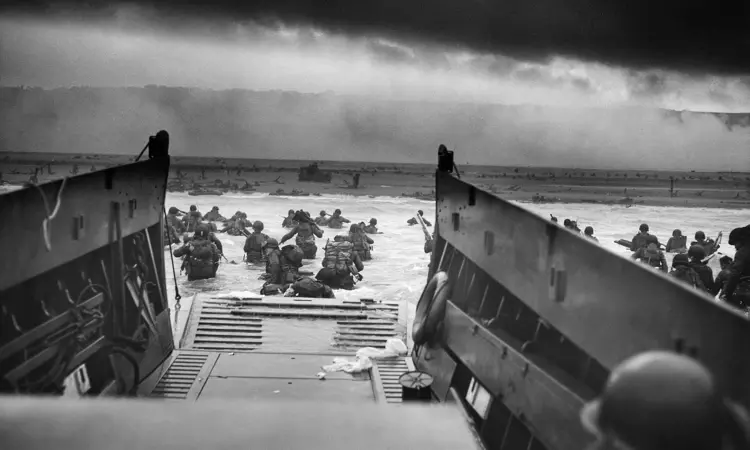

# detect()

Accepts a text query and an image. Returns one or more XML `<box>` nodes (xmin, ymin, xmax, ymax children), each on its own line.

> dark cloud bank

<box><xmin>2</xmin><ymin>87</ymin><xmax>748</xmax><ymax>171</ymax></box>
<box><xmin>2</xmin><ymin>0</ymin><xmax>750</xmax><ymax>76</ymax></box>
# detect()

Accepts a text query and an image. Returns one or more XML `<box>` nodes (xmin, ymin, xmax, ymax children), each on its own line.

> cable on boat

<box><xmin>33</xmin><ymin>176</ymin><xmax>68</xmax><ymax>252</ymax></box>
<box><xmin>163</xmin><ymin>206</ymin><xmax>182</xmax><ymax>331</ymax></box>
<box><xmin>100</xmin><ymin>259</ymin><xmax>119</xmax><ymax>336</ymax></box>
<box><xmin>134</xmin><ymin>141</ymin><xmax>150</xmax><ymax>162</ymax></box>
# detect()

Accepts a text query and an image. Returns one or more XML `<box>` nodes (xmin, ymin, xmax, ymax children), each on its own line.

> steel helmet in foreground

<box><xmin>580</xmin><ymin>351</ymin><xmax>750</xmax><ymax>450</ymax></box>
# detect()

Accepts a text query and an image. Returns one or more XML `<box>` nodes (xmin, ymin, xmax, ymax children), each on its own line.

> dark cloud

<box><xmin>514</xmin><ymin>67</ymin><xmax>546</xmax><ymax>83</ymax></box>
<box><xmin>627</xmin><ymin>72</ymin><xmax>669</xmax><ymax>99</ymax></box>
<box><xmin>469</xmin><ymin>55</ymin><xmax>519</xmax><ymax>78</ymax></box>
<box><xmin>3</xmin><ymin>86</ymin><xmax>748</xmax><ymax>169</ymax></box>
<box><xmin>570</xmin><ymin>77</ymin><xmax>592</xmax><ymax>92</ymax></box>
<box><xmin>512</xmin><ymin>67</ymin><xmax>593</xmax><ymax>92</ymax></box>
<box><xmin>410</xmin><ymin>47</ymin><xmax>451</xmax><ymax>71</ymax></box>
<box><xmin>366</xmin><ymin>40</ymin><xmax>416</xmax><ymax>65</ymax></box>
<box><xmin>1</xmin><ymin>0</ymin><xmax>749</xmax><ymax>75</ymax></box>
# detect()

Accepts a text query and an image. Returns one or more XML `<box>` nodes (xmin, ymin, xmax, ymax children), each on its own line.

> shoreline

<box><xmin>1</xmin><ymin>153</ymin><xmax>748</xmax><ymax>210</ymax></box>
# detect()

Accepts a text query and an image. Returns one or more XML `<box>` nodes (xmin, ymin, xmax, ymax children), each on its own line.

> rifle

<box><xmin>218</xmin><ymin>252</ymin><xmax>238</xmax><ymax>264</ymax></box>
<box><xmin>712</xmin><ymin>231</ymin><xmax>723</xmax><ymax>253</ymax></box>
<box><xmin>293</xmin><ymin>210</ymin><xmax>323</xmax><ymax>234</ymax></box>
<box><xmin>415</xmin><ymin>213</ymin><xmax>432</xmax><ymax>243</ymax></box>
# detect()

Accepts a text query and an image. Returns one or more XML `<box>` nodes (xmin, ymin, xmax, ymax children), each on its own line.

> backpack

<box><xmin>246</xmin><ymin>233</ymin><xmax>266</xmax><ymax>253</ymax></box>
<box><xmin>187</xmin><ymin>240</ymin><xmax>216</xmax><ymax>277</ymax></box>
<box><xmin>292</xmin><ymin>277</ymin><xmax>334</xmax><ymax>298</ymax></box>
<box><xmin>281</xmin><ymin>245</ymin><xmax>304</xmax><ymax>267</ymax></box>
<box><xmin>640</xmin><ymin>246</ymin><xmax>663</xmax><ymax>269</ymax></box>
<box><xmin>295</xmin><ymin>223</ymin><xmax>317</xmax><ymax>248</ymax></box>
<box><xmin>191</xmin><ymin>240</ymin><xmax>214</xmax><ymax>260</ymax></box>
<box><xmin>323</xmin><ymin>241</ymin><xmax>355</xmax><ymax>275</ymax></box>
<box><xmin>350</xmin><ymin>233</ymin><xmax>371</xmax><ymax>259</ymax></box>
<box><xmin>671</xmin><ymin>267</ymin><xmax>702</xmax><ymax>289</ymax></box>
<box><xmin>185</xmin><ymin>212</ymin><xmax>202</xmax><ymax>232</ymax></box>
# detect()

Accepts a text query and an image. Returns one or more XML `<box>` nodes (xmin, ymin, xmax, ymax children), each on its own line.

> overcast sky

<box><xmin>2</xmin><ymin>9</ymin><xmax>750</xmax><ymax>111</ymax></box>
<box><xmin>0</xmin><ymin>5</ymin><xmax>749</xmax><ymax>169</ymax></box>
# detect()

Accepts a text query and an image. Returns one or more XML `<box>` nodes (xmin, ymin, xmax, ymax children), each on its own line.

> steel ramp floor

<box><xmin>144</xmin><ymin>294</ymin><xmax>425</xmax><ymax>405</ymax></box>
<box><xmin>144</xmin><ymin>349</ymin><xmax>420</xmax><ymax>405</ymax></box>
<box><xmin>179</xmin><ymin>293</ymin><xmax>405</xmax><ymax>353</ymax></box>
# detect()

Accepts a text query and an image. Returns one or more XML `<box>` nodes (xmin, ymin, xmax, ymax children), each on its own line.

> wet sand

<box><xmin>1</xmin><ymin>152</ymin><xmax>748</xmax><ymax>209</ymax></box>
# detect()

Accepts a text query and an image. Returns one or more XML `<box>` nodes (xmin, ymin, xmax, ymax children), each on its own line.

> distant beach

<box><xmin>1</xmin><ymin>151</ymin><xmax>748</xmax><ymax>209</ymax></box>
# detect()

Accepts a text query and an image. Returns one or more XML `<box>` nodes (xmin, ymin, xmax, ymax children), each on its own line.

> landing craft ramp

<box><xmin>140</xmin><ymin>294</ymin><xmax>415</xmax><ymax>405</ymax></box>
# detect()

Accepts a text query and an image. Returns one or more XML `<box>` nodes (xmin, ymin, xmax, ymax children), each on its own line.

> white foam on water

<box><xmin>154</xmin><ymin>191</ymin><xmax>746</xmax><ymax>341</ymax></box>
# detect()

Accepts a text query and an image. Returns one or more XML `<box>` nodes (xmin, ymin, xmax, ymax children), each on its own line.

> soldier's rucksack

<box><xmin>293</xmin><ymin>277</ymin><xmax>334</xmax><ymax>298</ymax></box>
<box><xmin>323</xmin><ymin>241</ymin><xmax>355</xmax><ymax>275</ymax></box>
<box><xmin>670</xmin><ymin>266</ymin><xmax>702</xmax><ymax>289</ymax></box>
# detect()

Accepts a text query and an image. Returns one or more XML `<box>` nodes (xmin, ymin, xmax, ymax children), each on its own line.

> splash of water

<box><xmin>163</xmin><ymin>192</ymin><xmax>747</xmax><ymax>340</ymax></box>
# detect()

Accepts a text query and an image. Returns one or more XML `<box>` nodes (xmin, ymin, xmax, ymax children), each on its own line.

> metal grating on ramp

<box><xmin>149</xmin><ymin>353</ymin><xmax>209</xmax><ymax>399</ymax></box>
<box><xmin>190</xmin><ymin>299</ymin><xmax>264</xmax><ymax>352</ymax></box>
<box><xmin>182</xmin><ymin>295</ymin><xmax>404</xmax><ymax>352</ymax></box>
<box><xmin>335</xmin><ymin>318</ymin><xmax>401</xmax><ymax>349</ymax></box>
<box><xmin>373</xmin><ymin>358</ymin><xmax>410</xmax><ymax>404</ymax></box>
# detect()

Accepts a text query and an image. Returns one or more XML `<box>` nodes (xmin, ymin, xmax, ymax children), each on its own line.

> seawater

<box><xmin>163</xmin><ymin>192</ymin><xmax>748</xmax><ymax>343</ymax></box>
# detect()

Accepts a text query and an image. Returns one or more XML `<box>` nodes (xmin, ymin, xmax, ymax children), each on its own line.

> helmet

<box><xmin>719</xmin><ymin>255</ymin><xmax>733</xmax><ymax>266</ymax></box>
<box><xmin>639</xmin><ymin>223</ymin><xmax>649</xmax><ymax>232</ymax></box>
<box><xmin>418</xmin><ymin>210</ymin><xmax>424</xmax><ymax>215</ymax></box>
<box><xmin>672</xmin><ymin>229</ymin><xmax>682</xmax><ymax>237</ymax></box>
<box><xmin>194</xmin><ymin>224</ymin><xmax>210</xmax><ymax>239</ymax></box>
<box><xmin>370</xmin><ymin>218</ymin><xmax>377</xmax><ymax>224</ymax></box>
<box><xmin>212</xmin><ymin>206</ymin><xmax>219</xmax><ymax>211</ymax></box>
<box><xmin>334</xmin><ymin>209</ymin><xmax>342</xmax><ymax>214</ymax></box>
<box><xmin>320</xmin><ymin>210</ymin><xmax>327</xmax><ymax>216</ymax></box>
<box><xmin>564</xmin><ymin>219</ymin><xmax>571</xmax><ymax>226</ymax></box>
<box><xmin>645</xmin><ymin>235</ymin><xmax>659</xmax><ymax>245</ymax></box>
<box><xmin>672</xmin><ymin>253</ymin><xmax>689</xmax><ymax>267</ymax></box>
<box><xmin>728</xmin><ymin>226</ymin><xmax>750</xmax><ymax>246</ymax></box>
<box><xmin>168</xmin><ymin>206</ymin><xmax>179</xmax><ymax>214</ymax></box>
<box><xmin>265</xmin><ymin>238</ymin><xmax>279</xmax><ymax>249</ymax></box>
<box><xmin>349</xmin><ymin>224</ymin><xmax>359</xmax><ymax>233</ymax></box>
<box><xmin>695</xmin><ymin>231</ymin><xmax>705</xmax><ymax>241</ymax></box>
<box><xmin>190</xmin><ymin>205</ymin><xmax>197</xmax><ymax>212</ymax></box>
<box><xmin>687</xmin><ymin>245</ymin><xmax>706</xmax><ymax>260</ymax></box>
<box><xmin>253</xmin><ymin>221</ymin><xmax>264</xmax><ymax>231</ymax></box>
<box><xmin>580</xmin><ymin>351</ymin><xmax>725</xmax><ymax>450</ymax></box>
<box><xmin>584</xmin><ymin>226</ymin><xmax>594</xmax><ymax>235</ymax></box>
<box><xmin>288</xmin><ymin>209</ymin><xmax>295</xmax><ymax>214</ymax></box>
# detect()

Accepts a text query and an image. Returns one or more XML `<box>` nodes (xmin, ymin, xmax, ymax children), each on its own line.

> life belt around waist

<box><xmin>412</xmin><ymin>271</ymin><xmax>450</xmax><ymax>346</ymax></box>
